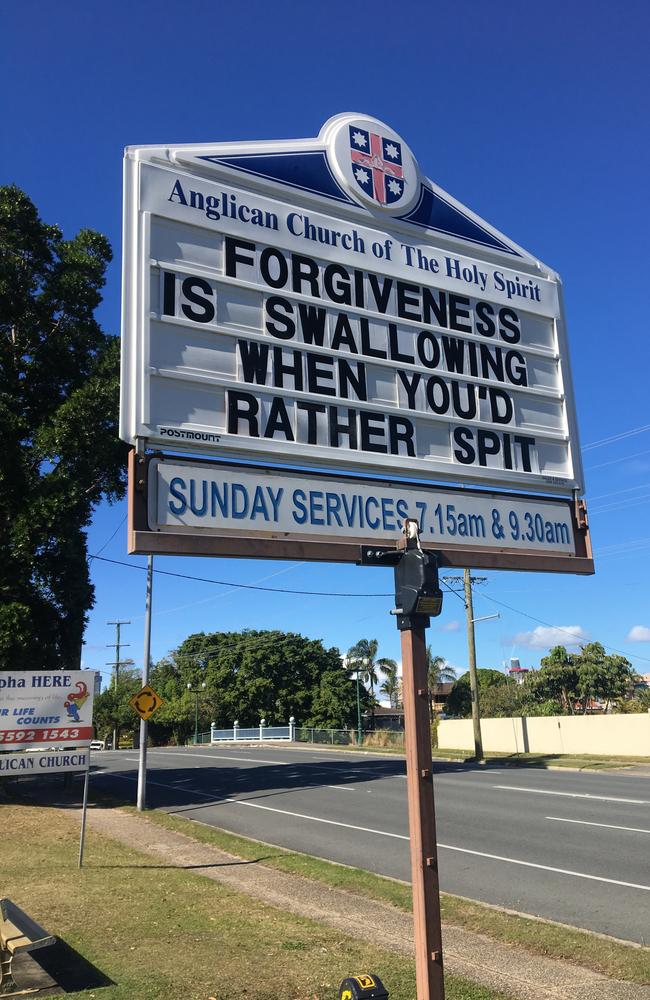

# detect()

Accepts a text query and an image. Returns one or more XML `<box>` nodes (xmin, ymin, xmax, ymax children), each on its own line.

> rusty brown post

<box><xmin>400</xmin><ymin>623</ymin><xmax>445</xmax><ymax>1000</ymax></box>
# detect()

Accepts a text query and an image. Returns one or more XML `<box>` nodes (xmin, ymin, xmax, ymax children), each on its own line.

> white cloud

<box><xmin>513</xmin><ymin>625</ymin><xmax>588</xmax><ymax>650</ymax></box>
<box><xmin>627</xmin><ymin>625</ymin><xmax>650</xmax><ymax>642</ymax></box>
<box><xmin>439</xmin><ymin>620</ymin><xmax>461</xmax><ymax>632</ymax></box>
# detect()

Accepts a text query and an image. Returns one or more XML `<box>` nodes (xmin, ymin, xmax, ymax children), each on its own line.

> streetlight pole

<box><xmin>355</xmin><ymin>667</ymin><xmax>363</xmax><ymax>746</ymax></box>
<box><xmin>187</xmin><ymin>682</ymin><xmax>206</xmax><ymax>744</ymax></box>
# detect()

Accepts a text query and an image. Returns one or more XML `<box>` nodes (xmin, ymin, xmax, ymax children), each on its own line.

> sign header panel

<box><xmin>121</xmin><ymin>114</ymin><xmax>584</xmax><ymax>497</ymax></box>
<box><xmin>0</xmin><ymin>670</ymin><xmax>95</xmax><ymax>750</ymax></box>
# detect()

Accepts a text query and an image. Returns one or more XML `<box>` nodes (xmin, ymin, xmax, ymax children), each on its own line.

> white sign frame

<box><xmin>121</xmin><ymin>114</ymin><xmax>585</xmax><ymax>498</ymax></box>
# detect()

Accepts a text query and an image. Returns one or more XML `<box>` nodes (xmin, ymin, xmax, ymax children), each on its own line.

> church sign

<box><xmin>121</xmin><ymin>114</ymin><xmax>591</xmax><ymax>572</ymax></box>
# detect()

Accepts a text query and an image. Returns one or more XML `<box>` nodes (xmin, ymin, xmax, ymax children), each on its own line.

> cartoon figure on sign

<box><xmin>64</xmin><ymin>681</ymin><xmax>89</xmax><ymax>723</ymax></box>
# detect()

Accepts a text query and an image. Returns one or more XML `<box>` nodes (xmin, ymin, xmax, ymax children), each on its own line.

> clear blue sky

<box><xmin>3</xmin><ymin>1</ymin><xmax>650</xmax><ymax>696</ymax></box>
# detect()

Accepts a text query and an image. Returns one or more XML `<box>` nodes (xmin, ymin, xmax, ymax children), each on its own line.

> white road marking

<box><xmin>230</xmin><ymin>798</ymin><xmax>410</xmax><ymax>840</ymax></box>
<box><xmin>99</xmin><ymin>772</ymin><xmax>650</xmax><ymax>892</ymax></box>
<box><xmin>547</xmin><ymin>816</ymin><xmax>650</xmax><ymax>835</ymax></box>
<box><xmin>438</xmin><ymin>844</ymin><xmax>650</xmax><ymax>892</ymax></box>
<box><xmin>147</xmin><ymin>749</ymin><xmax>291</xmax><ymax>766</ymax></box>
<box><xmin>493</xmin><ymin>785</ymin><xmax>649</xmax><ymax>805</ymax></box>
<box><xmin>327</xmin><ymin>785</ymin><xmax>356</xmax><ymax>792</ymax></box>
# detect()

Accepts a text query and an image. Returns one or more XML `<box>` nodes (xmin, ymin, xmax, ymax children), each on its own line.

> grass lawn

<box><xmin>0</xmin><ymin>803</ymin><xmax>510</xmax><ymax>1000</ymax></box>
<box><xmin>139</xmin><ymin>806</ymin><xmax>650</xmax><ymax>985</ymax></box>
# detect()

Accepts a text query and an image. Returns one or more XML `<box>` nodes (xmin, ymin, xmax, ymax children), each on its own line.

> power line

<box><xmin>582</xmin><ymin>423</ymin><xmax>650</xmax><ymax>452</ymax></box>
<box><xmin>596</xmin><ymin>535</ymin><xmax>650</xmax><ymax>555</ymax></box>
<box><xmin>474</xmin><ymin>591</ymin><xmax>650</xmax><ymax>664</ymax></box>
<box><xmin>89</xmin><ymin>513</ymin><xmax>127</xmax><ymax>564</ymax></box>
<box><xmin>585</xmin><ymin>447</ymin><xmax>650</xmax><ymax>472</ymax></box>
<box><xmin>163</xmin><ymin>631</ymin><xmax>341</xmax><ymax>666</ymax></box>
<box><xmin>91</xmin><ymin>554</ymin><xmax>393</xmax><ymax>598</ymax></box>
<box><xmin>589</xmin><ymin>482</ymin><xmax>650</xmax><ymax>503</ymax></box>
<box><xmin>90</xmin><ymin>553</ymin><xmax>650</xmax><ymax>665</ymax></box>
<box><xmin>590</xmin><ymin>495</ymin><xmax>650</xmax><ymax>516</ymax></box>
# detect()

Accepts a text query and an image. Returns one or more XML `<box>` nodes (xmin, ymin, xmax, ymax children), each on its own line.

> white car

<box><xmin>90</xmin><ymin>740</ymin><xmax>106</xmax><ymax>751</ymax></box>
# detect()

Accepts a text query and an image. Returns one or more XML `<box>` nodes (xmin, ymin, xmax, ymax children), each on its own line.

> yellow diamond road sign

<box><xmin>130</xmin><ymin>684</ymin><xmax>163</xmax><ymax>721</ymax></box>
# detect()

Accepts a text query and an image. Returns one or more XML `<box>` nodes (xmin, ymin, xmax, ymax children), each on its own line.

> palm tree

<box><xmin>379</xmin><ymin>662</ymin><xmax>402</xmax><ymax>709</ymax></box>
<box><xmin>347</xmin><ymin>638</ymin><xmax>397</xmax><ymax>722</ymax></box>
<box><xmin>426</xmin><ymin>646</ymin><xmax>456</xmax><ymax>720</ymax></box>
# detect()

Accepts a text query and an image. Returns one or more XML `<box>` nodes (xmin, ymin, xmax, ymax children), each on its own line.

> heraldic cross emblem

<box><xmin>349</xmin><ymin>125</ymin><xmax>404</xmax><ymax>205</ymax></box>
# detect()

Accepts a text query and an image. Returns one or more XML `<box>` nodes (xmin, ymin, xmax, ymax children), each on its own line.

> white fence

<box><xmin>438</xmin><ymin>713</ymin><xmax>650</xmax><ymax>756</ymax></box>
<box><xmin>206</xmin><ymin>723</ymin><xmax>362</xmax><ymax>745</ymax></box>
<box><xmin>209</xmin><ymin>719</ymin><xmax>294</xmax><ymax>743</ymax></box>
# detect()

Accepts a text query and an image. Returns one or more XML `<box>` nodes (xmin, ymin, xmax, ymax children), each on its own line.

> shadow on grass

<box><xmin>15</xmin><ymin>937</ymin><xmax>115</xmax><ymax>994</ymax></box>
<box><xmin>91</xmin><ymin>854</ymin><xmax>283</xmax><ymax>871</ymax></box>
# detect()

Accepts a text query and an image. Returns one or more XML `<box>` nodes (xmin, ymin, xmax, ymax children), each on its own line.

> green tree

<box><xmin>573</xmin><ymin>643</ymin><xmax>636</xmax><ymax>713</ymax></box>
<box><xmin>614</xmin><ymin>686</ymin><xmax>650</xmax><ymax>713</ymax></box>
<box><xmin>153</xmin><ymin>630</ymin><xmax>358</xmax><ymax>734</ymax></box>
<box><xmin>347</xmin><ymin>638</ymin><xmax>397</xmax><ymax>718</ymax></box>
<box><xmin>93</xmin><ymin>668</ymin><xmax>142</xmax><ymax>746</ymax></box>
<box><xmin>426</xmin><ymin>647</ymin><xmax>456</xmax><ymax>719</ymax></box>
<box><xmin>531</xmin><ymin>645</ymin><xmax>579</xmax><ymax>713</ymax></box>
<box><xmin>307</xmin><ymin>666</ymin><xmax>369</xmax><ymax>729</ymax></box>
<box><xmin>478</xmin><ymin>678</ymin><xmax>562</xmax><ymax>718</ymax></box>
<box><xmin>0</xmin><ymin>185</ymin><xmax>126</xmax><ymax>670</ymax></box>
<box><xmin>446</xmin><ymin>668</ymin><xmax>507</xmax><ymax>718</ymax></box>
<box><xmin>379</xmin><ymin>663</ymin><xmax>401</xmax><ymax>709</ymax></box>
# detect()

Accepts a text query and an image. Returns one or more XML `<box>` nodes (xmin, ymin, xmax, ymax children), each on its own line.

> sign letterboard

<box><xmin>120</xmin><ymin>114</ymin><xmax>585</xmax><ymax>498</ymax></box>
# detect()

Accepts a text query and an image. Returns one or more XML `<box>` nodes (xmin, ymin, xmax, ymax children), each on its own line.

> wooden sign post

<box><xmin>393</xmin><ymin>524</ymin><xmax>445</xmax><ymax>998</ymax></box>
<box><xmin>400</xmin><ymin>623</ymin><xmax>445</xmax><ymax>999</ymax></box>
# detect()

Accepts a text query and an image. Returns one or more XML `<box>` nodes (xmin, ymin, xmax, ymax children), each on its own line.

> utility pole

<box><xmin>463</xmin><ymin>568</ymin><xmax>483</xmax><ymax>761</ymax></box>
<box><xmin>107</xmin><ymin>620</ymin><xmax>131</xmax><ymax>752</ymax></box>
<box><xmin>442</xmin><ymin>573</ymin><xmax>487</xmax><ymax>761</ymax></box>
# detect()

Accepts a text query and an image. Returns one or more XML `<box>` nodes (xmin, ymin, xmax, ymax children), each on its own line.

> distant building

<box><xmin>508</xmin><ymin>666</ymin><xmax>530</xmax><ymax>684</ymax></box>
<box><xmin>431</xmin><ymin>683</ymin><xmax>454</xmax><ymax>714</ymax></box>
<box><xmin>94</xmin><ymin>671</ymin><xmax>102</xmax><ymax>695</ymax></box>
<box><xmin>372</xmin><ymin>706</ymin><xmax>404</xmax><ymax>731</ymax></box>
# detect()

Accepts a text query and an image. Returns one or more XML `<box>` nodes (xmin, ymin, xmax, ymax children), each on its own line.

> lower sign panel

<box><xmin>128</xmin><ymin>452</ymin><xmax>593</xmax><ymax>574</ymax></box>
<box><xmin>0</xmin><ymin>748</ymin><xmax>90</xmax><ymax>776</ymax></box>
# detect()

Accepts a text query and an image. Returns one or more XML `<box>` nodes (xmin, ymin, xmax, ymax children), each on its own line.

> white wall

<box><xmin>437</xmin><ymin>713</ymin><xmax>650</xmax><ymax>756</ymax></box>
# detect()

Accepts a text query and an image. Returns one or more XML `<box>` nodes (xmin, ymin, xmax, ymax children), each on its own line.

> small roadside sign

<box><xmin>130</xmin><ymin>685</ymin><xmax>164</xmax><ymax>721</ymax></box>
<box><xmin>0</xmin><ymin>748</ymin><xmax>90</xmax><ymax>776</ymax></box>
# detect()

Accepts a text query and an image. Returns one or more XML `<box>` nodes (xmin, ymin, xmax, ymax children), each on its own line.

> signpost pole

<box><xmin>78</xmin><ymin>751</ymin><xmax>91</xmax><ymax>869</ymax></box>
<box><xmin>137</xmin><ymin>555</ymin><xmax>154</xmax><ymax>811</ymax></box>
<box><xmin>400</xmin><ymin>623</ymin><xmax>445</xmax><ymax>1000</ymax></box>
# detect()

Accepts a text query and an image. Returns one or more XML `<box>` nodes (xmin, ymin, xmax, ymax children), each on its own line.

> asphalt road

<box><xmin>91</xmin><ymin>744</ymin><xmax>650</xmax><ymax>944</ymax></box>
